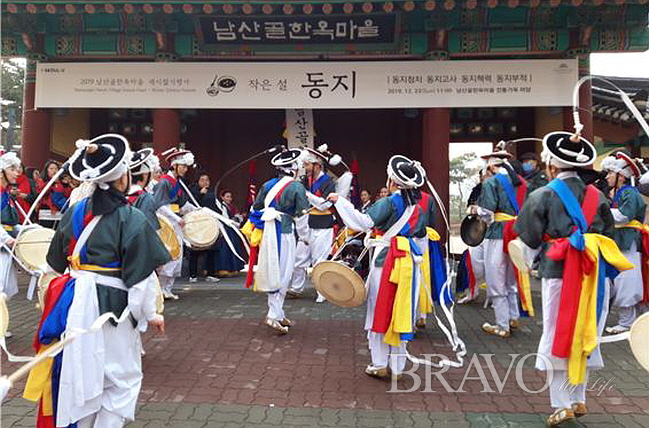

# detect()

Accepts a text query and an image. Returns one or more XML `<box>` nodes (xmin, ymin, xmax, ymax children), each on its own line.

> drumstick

<box><xmin>176</xmin><ymin>178</ymin><xmax>201</xmax><ymax>209</ymax></box>
<box><xmin>12</xmin><ymin>200</ymin><xmax>33</xmax><ymax>226</ymax></box>
<box><xmin>5</xmin><ymin>332</ymin><xmax>77</xmax><ymax>385</ymax></box>
<box><xmin>0</xmin><ymin>240</ymin><xmax>35</xmax><ymax>274</ymax></box>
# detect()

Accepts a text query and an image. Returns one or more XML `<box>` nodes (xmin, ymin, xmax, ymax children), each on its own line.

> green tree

<box><xmin>449</xmin><ymin>152</ymin><xmax>479</xmax><ymax>221</ymax></box>
<box><xmin>1</xmin><ymin>58</ymin><xmax>25</xmax><ymax>151</ymax></box>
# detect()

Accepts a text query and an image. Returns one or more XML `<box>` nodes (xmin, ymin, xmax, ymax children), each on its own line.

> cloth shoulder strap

<box><xmin>383</xmin><ymin>194</ymin><xmax>416</xmax><ymax>242</ymax></box>
<box><xmin>264</xmin><ymin>176</ymin><xmax>293</xmax><ymax>209</ymax></box>
<box><xmin>495</xmin><ymin>174</ymin><xmax>519</xmax><ymax>214</ymax></box>
<box><xmin>611</xmin><ymin>184</ymin><xmax>635</xmax><ymax>208</ymax></box>
<box><xmin>548</xmin><ymin>178</ymin><xmax>588</xmax><ymax>233</ymax></box>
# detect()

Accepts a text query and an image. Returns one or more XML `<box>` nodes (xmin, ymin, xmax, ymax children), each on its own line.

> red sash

<box><xmin>545</xmin><ymin>184</ymin><xmax>600</xmax><ymax>358</ymax></box>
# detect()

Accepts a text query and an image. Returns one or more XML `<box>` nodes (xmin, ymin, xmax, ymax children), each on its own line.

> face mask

<box><xmin>522</xmin><ymin>162</ymin><xmax>534</xmax><ymax>173</ymax></box>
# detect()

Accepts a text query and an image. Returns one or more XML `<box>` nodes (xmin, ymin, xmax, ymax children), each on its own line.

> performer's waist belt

<box><xmin>2</xmin><ymin>225</ymin><xmax>14</xmax><ymax>231</ymax></box>
<box><xmin>309</xmin><ymin>209</ymin><xmax>333</xmax><ymax>216</ymax></box>
<box><xmin>616</xmin><ymin>219</ymin><xmax>647</xmax><ymax>230</ymax></box>
<box><xmin>68</xmin><ymin>254</ymin><xmax>122</xmax><ymax>273</ymax></box>
<box><xmin>70</xmin><ymin>270</ymin><xmax>128</xmax><ymax>291</ymax></box>
<box><xmin>170</xmin><ymin>204</ymin><xmax>180</xmax><ymax>213</ymax></box>
<box><xmin>494</xmin><ymin>212</ymin><xmax>517</xmax><ymax>222</ymax></box>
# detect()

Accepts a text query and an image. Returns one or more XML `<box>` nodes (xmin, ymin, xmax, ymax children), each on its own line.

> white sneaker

<box><xmin>205</xmin><ymin>276</ymin><xmax>220</xmax><ymax>283</ymax></box>
<box><xmin>316</xmin><ymin>294</ymin><xmax>326</xmax><ymax>303</ymax></box>
<box><xmin>188</xmin><ymin>277</ymin><xmax>198</xmax><ymax>283</ymax></box>
<box><xmin>4</xmin><ymin>331</ymin><xmax>12</xmax><ymax>339</ymax></box>
<box><xmin>605</xmin><ymin>325</ymin><xmax>630</xmax><ymax>334</ymax></box>
<box><xmin>163</xmin><ymin>291</ymin><xmax>179</xmax><ymax>300</ymax></box>
<box><xmin>457</xmin><ymin>295</ymin><xmax>474</xmax><ymax>304</ymax></box>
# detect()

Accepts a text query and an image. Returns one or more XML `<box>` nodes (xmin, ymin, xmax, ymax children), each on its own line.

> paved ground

<box><xmin>2</xmin><ymin>274</ymin><xmax>649</xmax><ymax>428</ymax></box>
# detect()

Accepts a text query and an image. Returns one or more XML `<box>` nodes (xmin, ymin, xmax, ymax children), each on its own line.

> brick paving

<box><xmin>2</xmin><ymin>275</ymin><xmax>649</xmax><ymax>427</ymax></box>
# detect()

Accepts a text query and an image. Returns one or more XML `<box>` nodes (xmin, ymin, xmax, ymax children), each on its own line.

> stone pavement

<box><xmin>2</xmin><ymin>276</ymin><xmax>649</xmax><ymax>428</ymax></box>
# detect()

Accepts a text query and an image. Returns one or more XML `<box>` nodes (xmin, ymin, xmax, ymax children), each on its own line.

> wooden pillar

<box><xmin>152</xmin><ymin>109</ymin><xmax>180</xmax><ymax>155</ymax></box>
<box><xmin>21</xmin><ymin>55</ymin><xmax>51</xmax><ymax>170</ymax></box>
<box><xmin>152</xmin><ymin>37</ymin><xmax>181</xmax><ymax>158</ymax></box>
<box><xmin>422</xmin><ymin>108</ymin><xmax>450</xmax><ymax>240</ymax></box>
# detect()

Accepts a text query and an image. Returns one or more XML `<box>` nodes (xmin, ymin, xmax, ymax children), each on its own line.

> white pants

<box><xmin>158</xmin><ymin>274</ymin><xmax>175</xmax><ymax>294</ymax></box>
<box><xmin>609</xmin><ymin>244</ymin><xmax>643</xmax><ymax>327</ymax></box>
<box><xmin>536</xmin><ymin>278</ymin><xmax>607</xmax><ymax>372</ymax></box>
<box><xmin>484</xmin><ymin>239</ymin><xmax>519</xmax><ymax>330</ymax></box>
<box><xmin>74</xmin><ymin>320</ymin><xmax>142</xmax><ymax>427</ymax></box>
<box><xmin>367</xmin><ymin>331</ymin><xmax>407</xmax><ymax>374</ymax></box>
<box><xmin>549</xmin><ymin>369</ymin><xmax>589</xmax><ymax>410</ymax></box>
<box><xmin>77</xmin><ymin>408</ymin><xmax>126</xmax><ymax>428</ymax></box>
<box><xmin>267</xmin><ymin>233</ymin><xmax>297</xmax><ymax>321</ymax></box>
<box><xmin>468</xmin><ymin>242</ymin><xmax>486</xmax><ymax>298</ymax></box>
<box><xmin>289</xmin><ymin>228</ymin><xmax>333</xmax><ymax>294</ymax></box>
<box><xmin>0</xmin><ymin>249</ymin><xmax>18</xmax><ymax>299</ymax></box>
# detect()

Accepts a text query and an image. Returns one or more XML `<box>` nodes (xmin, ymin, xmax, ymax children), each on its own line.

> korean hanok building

<box><xmin>2</xmin><ymin>0</ymin><xmax>648</xmax><ymax>211</ymax></box>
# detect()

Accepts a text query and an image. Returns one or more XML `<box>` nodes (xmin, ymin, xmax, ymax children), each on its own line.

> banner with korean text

<box><xmin>35</xmin><ymin>59</ymin><xmax>578</xmax><ymax>109</ymax></box>
<box><xmin>285</xmin><ymin>109</ymin><xmax>315</xmax><ymax>148</ymax></box>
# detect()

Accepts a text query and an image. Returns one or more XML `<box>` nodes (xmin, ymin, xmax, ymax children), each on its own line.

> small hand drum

<box><xmin>312</xmin><ymin>260</ymin><xmax>366</xmax><ymax>308</ymax></box>
<box><xmin>156</xmin><ymin>215</ymin><xmax>181</xmax><ymax>260</ymax></box>
<box><xmin>37</xmin><ymin>272</ymin><xmax>60</xmax><ymax>311</ymax></box>
<box><xmin>507</xmin><ymin>238</ymin><xmax>529</xmax><ymax>273</ymax></box>
<box><xmin>14</xmin><ymin>226</ymin><xmax>56</xmax><ymax>271</ymax></box>
<box><xmin>182</xmin><ymin>208</ymin><xmax>220</xmax><ymax>250</ymax></box>
<box><xmin>629</xmin><ymin>312</ymin><xmax>649</xmax><ymax>373</ymax></box>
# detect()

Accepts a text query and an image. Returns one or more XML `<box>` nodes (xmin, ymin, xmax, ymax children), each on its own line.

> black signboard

<box><xmin>198</xmin><ymin>14</ymin><xmax>397</xmax><ymax>45</ymax></box>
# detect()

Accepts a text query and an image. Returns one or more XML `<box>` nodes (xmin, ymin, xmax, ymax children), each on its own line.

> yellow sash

<box><xmin>23</xmin><ymin>343</ymin><xmax>56</xmax><ymax>415</ymax></box>
<box><xmin>616</xmin><ymin>219</ymin><xmax>649</xmax><ymax>231</ymax></box>
<box><xmin>494</xmin><ymin>212</ymin><xmax>516</xmax><ymax>222</ymax></box>
<box><xmin>384</xmin><ymin>237</ymin><xmax>417</xmax><ymax>347</ymax></box>
<box><xmin>568</xmin><ymin>234</ymin><xmax>633</xmax><ymax>384</ymax></box>
<box><xmin>67</xmin><ymin>254</ymin><xmax>121</xmax><ymax>273</ymax></box>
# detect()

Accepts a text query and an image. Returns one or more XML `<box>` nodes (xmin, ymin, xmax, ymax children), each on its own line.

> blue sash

<box><xmin>611</xmin><ymin>184</ymin><xmax>634</xmax><ymax>208</ymax></box>
<box><xmin>495</xmin><ymin>174</ymin><xmax>519</xmax><ymax>215</ymax></box>
<box><xmin>547</xmin><ymin>178</ymin><xmax>588</xmax><ymax>251</ymax></box>
<box><xmin>71</xmin><ymin>198</ymin><xmax>120</xmax><ymax>269</ymax></box>
<box><xmin>1</xmin><ymin>191</ymin><xmax>9</xmax><ymax>210</ymax></box>
<box><xmin>310</xmin><ymin>174</ymin><xmax>330</xmax><ymax>195</ymax></box>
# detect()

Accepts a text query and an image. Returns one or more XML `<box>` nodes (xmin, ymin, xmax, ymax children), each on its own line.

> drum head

<box><xmin>14</xmin><ymin>226</ymin><xmax>55</xmax><ymax>271</ymax></box>
<box><xmin>156</xmin><ymin>214</ymin><xmax>181</xmax><ymax>260</ymax></box>
<box><xmin>312</xmin><ymin>261</ymin><xmax>366</xmax><ymax>308</ymax></box>
<box><xmin>460</xmin><ymin>215</ymin><xmax>487</xmax><ymax>247</ymax></box>
<box><xmin>629</xmin><ymin>312</ymin><xmax>649</xmax><ymax>373</ymax></box>
<box><xmin>507</xmin><ymin>239</ymin><xmax>529</xmax><ymax>273</ymax></box>
<box><xmin>0</xmin><ymin>293</ymin><xmax>8</xmax><ymax>338</ymax></box>
<box><xmin>37</xmin><ymin>272</ymin><xmax>60</xmax><ymax>311</ymax></box>
<box><xmin>152</xmin><ymin>274</ymin><xmax>164</xmax><ymax>314</ymax></box>
<box><xmin>183</xmin><ymin>209</ymin><xmax>220</xmax><ymax>249</ymax></box>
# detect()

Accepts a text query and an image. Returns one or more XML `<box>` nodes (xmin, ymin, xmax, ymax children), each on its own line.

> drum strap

<box><xmin>366</xmin><ymin>204</ymin><xmax>415</xmax><ymax>266</ymax></box>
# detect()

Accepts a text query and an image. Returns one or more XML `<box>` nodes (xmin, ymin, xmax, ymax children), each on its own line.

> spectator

<box><xmin>360</xmin><ymin>189</ymin><xmax>372</xmax><ymax>213</ymax></box>
<box><xmin>187</xmin><ymin>172</ymin><xmax>219</xmax><ymax>283</ymax></box>
<box><xmin>215</xmin><ymin>190</ymin><xmax>245</xmax><ymax>277</ymax></box>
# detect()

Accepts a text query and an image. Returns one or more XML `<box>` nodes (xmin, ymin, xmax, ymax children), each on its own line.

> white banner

<box><xmin>285</xmin><ymin>109</ymin><xmax>314</xmax><ymax>148</ymax></box>
<box><xmin>35</xmin><ymin>59</ymin><xmax>577</xmax><ymax>109</ymax></box>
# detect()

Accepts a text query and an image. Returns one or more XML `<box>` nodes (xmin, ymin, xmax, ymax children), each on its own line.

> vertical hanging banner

<box><xmin>285</xmin><ymin>109</ymin><xmax>314</xmax><ymax>148</ymax></box>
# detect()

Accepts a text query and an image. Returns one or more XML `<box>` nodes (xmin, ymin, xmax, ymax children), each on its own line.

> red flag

<box><xmin>246</xmin><ymin>160</ymin><xmax>257</xmax><ymax>209</ymax></box>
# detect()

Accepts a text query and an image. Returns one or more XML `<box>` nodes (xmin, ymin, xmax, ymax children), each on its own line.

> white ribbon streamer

<box><xmin>176</xmin><ymin>178</ymin><xmax>250</xmax><ymax>262</ymax></box>
<box><xmin>572</xmin><ymin>76</ymin><xmax>649</xmax><ymax>138</ymax></box>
